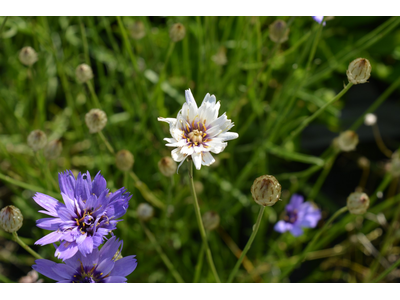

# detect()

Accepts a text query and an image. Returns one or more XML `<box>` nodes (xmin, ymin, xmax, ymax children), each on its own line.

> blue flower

<box><xmin>33</xmin><ymin>236</ymin><xmax>137</xmax><ymax>283</ymax></box>
<box><xmin>33</xmin><ymin>170</ymin><xmax>131</xmax><ymax>260</ymax></box>
<box><xmin>274</xmin><ymin>194</ymin><xmax>321</xmax><ymax>237</ymax></box>
<box><xmin>312</xmin><ymin>16</ymin><xmax>326</xmax><ymax>26</ymax></box>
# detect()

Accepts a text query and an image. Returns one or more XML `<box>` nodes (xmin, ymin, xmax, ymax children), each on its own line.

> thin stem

<box><xmin>373</xmin><ymin>257</ymin><xmax>400</xmax><ymax>283</ymax></box>
<box><xmin>86</xmin><ymin>81</ymin><xmax>102</xmax><ymax>109</ymax></box>
<box><xmin>129</xmin><ymin>171</ymin><xmax>165</xmax><ymax>209</ymax></box>
<box><xmin>193</xmin><ymin>243</ymin><xmax>205</xmax><ymax>283</ymax></box>
<box><xmin>12</xmin><ymin>232</ymin><xmax>43</xmax><ymax>260</ymax></box>
<box><xmin>0</xmin><ymin>16</ymin><xmax>8</xmax><ymax>37</ymax></box>
<box><xmin>140</xmin><ymin>221</ymin><xmax>184</xmax><ymax>283</ymax></box>
<box><xmin>227</xmin><ymin>205</ymin><xmax>265</xmax><ymax>283</ymax></box>
<box><xmin>188</xmin><ymin>162</ymin><xmax>221</xmax><ymax>283</ymax></box>
<box><xmin>78</xmin><ymin>16</ymin><xmax>90</xmax><ymax>66</ymax></box>
<box><xmin>98</xmin><ymin>131</ymin><xmax>115</xmax><ymax>155</ymax></box>
<box><xmin>372</xmin><ymin>123</ymin><xmax>392</xmax><ymax>158</ymax></box>
<box><xmin>279</xmin><ymin>206</ymin><xmax>348</xmax><ymax>280</ymax></box>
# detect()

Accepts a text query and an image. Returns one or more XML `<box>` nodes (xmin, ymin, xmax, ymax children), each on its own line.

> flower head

<box><xmin>274</xmin><ymin>194</ymin><xmax>321</xmax><ymax>237</ymax></box>
<box><xmin>312</xmin><ymin>16</ymin><xmax>326</xmax><ymax>26</ymax></box>
<box><xmin>158</xmin><ymin>89</ymin><xmax>238</xmax><ymax>171</ymax></box>
<box><xmin>33</xmin><ymin>170</ymin><xmax>131</xmax><ymax>260</ymax></box>
<box><xmin>19</xmin><ymin>46</ymin><xmax>38</xmax><ymax>66</ymax></box>
<box><xmin>33</xmin><ymin>236</ymin><xmax>137</xmax><ymax>283</ymax></box>
<box><xmin>0</xmin><ymin>205</ymin><xmax>23</xmax><ymax>233</ymax></box>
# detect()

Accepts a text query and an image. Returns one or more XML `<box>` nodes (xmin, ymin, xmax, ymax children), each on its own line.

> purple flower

<box><xmin>274</xmin><ymin>194</ymin><xmax>321</xmax><ymax>237</ymax></box>
<box><xmin>33</xmin><ymin>170</ymin><xmax>131</xmax><ymax>260</ymax></box>
<box><xmin>33</xmin><ymin>236</ymin><xmax>137</xmax><ymax>283</ymax></box>
<box><xmin>312</xmin><ymin>16</ymin><xmax>326</xmax><ymax>26</ymax></box>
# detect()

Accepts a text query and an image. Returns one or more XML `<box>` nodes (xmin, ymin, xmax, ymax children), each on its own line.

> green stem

<box><xmin>0</xmin><ymin>16</ymin><xmax>8</xmax><ymax>37</ymax></box>
<box><xmin>279</xmin><ymin>206</ymin><xmax>348</xmax><ymax>280</ymax></box>
<box><xmin>78</xmin><ymin>16</ymin><xmax>90</xmax><ymax>66</ymax></box>
<box><xmin>12</xmin><ymin>232</ymin><xmax>43</xmax><ymax>260</ymax></box>
<box><xmin>188</xmin><ymin>162</ymin><xmax>221</xmax><ymax>283</ymax></box>
<box><xmin>140</xmin><ymin>221</ymin><xmax>184</xmax><ymax>283</ymax></box>
<box><xmin>228</xmin><ymin>206</ymin><xmax>265</xmax><ymax>283</ymax></box>
<box><xmin>86</xmin><ymin>81</ymin><xmax>102</xmax><ymax>108</ymax></box>
<box><xmin>193</xmin><ymin>243</ymin><xmax>205</xmax><ymax>283</ymax></box>
<box><xmin>98</xmin><ymin>131</ymin><xmax>115</xmax><ymax>155</ymax></box>
<box><xmin>373</xmin><ymin>257</ymin><xmax>400</xmax><ymax>283</ymax></box>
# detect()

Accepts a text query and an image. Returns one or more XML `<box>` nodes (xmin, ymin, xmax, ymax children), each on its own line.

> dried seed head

<box><xmin>27</xmin><ymin>130</ymin><xmax>47</xmax><ymax>151</ymax></box>
<box><xmin>269</xmin><ymin>20</ymin><xmax>290</xmax><ymax>43</ymax></box>
<box><xmin>19</xmin><ymin>270</ymin><xmax>42</xmax><ymax>283</ymax></box>
<box><xmin>115</xmin><ymin>150</ymin><xmax>134</xmax><ymax>171</ymax></box>
<box><xmin>169</xmin><ymin>23</ymin><xmax>186</xmax><ymax>42</ymax></box>
<box><xmin>44</xmin><ymin>140</ymin><xmax>62</xmax><ymax>160</ymax></box>
<box><xmin>0</xmin><ymin>205</ymin><xmax>23</xmax><ymax>233</ymax></box>
<box><xmin>202</xmin><ymin>211</ymin><xmax>220</xmax><ymax>231</ymax></box>
<box><xmin>364</xmin><ymin>113</ymin><xmax>377</xmax><ymax>126</ymax></box>
<box><xmin>137</xmin><ymin>203</ymin><xmax>154</xmax><ymax>221</ymax></box>
<box><xmin>130</xmin><ymin>20</ymin><xmax>146</xmax><ymax>40</ymax></box>
<box><xmin>19</xmin><ymin>46</ymin><xmax>38</xmax><ymax>66</ymax></box>
<box><xmin>389</xmin><ymin>151</ymin><xmax>400</xmax><ymax>177</ymax></box>
<box><xmin>251</xmin><ymin>175</ymin><xmax>282</xmax><ymax>206</ymax></box>
<box><xmin>158</xmin><ymin>156</ymin><xmax>177</xmax><ymax>177</ymax></box>
<box><xmin>85</xmin><ymin>109</ymin><xmax>107</xmax><ymax>133</ymax></box>
<box><xmin>337</xmin><ymin>130</ymin><xmax>359</xmax><ymax>152</ymax></box>
<box><xmin>75</xmin><ymin>63</ymin><xmax>94</xmax><ymax>83</ymax></box>
<box><xmin>357</xmin><ymin>156</ymin><xmax>370</xmax><ymax>169</ymax></box>
<box><xmin>347</xmin><ymin>58</ymin><xmax>371</xmax><ymax>85</ymax></box>
<box><xmin>347</xmin><ymin>192</ymin><xmax>370</xmax><ymax>214</ymax></box>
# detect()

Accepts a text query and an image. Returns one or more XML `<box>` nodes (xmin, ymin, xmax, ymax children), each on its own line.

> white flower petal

<box><xmin>158</xmin><ymin>117</ymin><xmax>177</xmax><ymax>125</ymax></box>
<box><xmin>164</xmin><ymin>138</ymin><xmax>177</xmax><ymax>144</ymax></box>
<box><xmin>201</xmin><ymin>152</ymin><xmax>215</xmax><ymax>166</ymax></box>
<box><xmin>181</xmin><ymin>146</ymin><xmax>195</xmax><ymax>156</ymax></box>
<box><xmin>171</xmin><ymin>148</ymin><xmax>185</xmax><ymax>162</ymax></box>
<box><xmin>185</xmin><ymin>89</ymin><xmax>198</xmax><ymax>109</ymax></box>
<box><xmin>170</xmin><ymin>127</ymin><xmax>184</xmax><ymax>141</ymax></box>
<box><xmin>206</xmin><ymin>138</ymin><xmax>227</xmax><ymax>154</ymax></box>
<box><xmin>192</xmin><ymin>152</ymin><xmax>202</xmax><ymax>170</ymax></box>
<box><xmin>217</xmin><ymin>132</ymin><xmax>239</xmax><ymax>141</ymax></box>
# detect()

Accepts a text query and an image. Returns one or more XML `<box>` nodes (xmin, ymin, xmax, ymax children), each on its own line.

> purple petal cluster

<box><xmin>274</xmin><ymin>194</ymin><xmax>321</xmax><ymax>237</ymax></box>
<box><xmin>312</xmin><ymin>16</ymin><xmax>326</xmax><ymax>26</ymax></box>
<box><xmin>33</xmin><ymin>170</ymin><xmax>131</xmax><ymax>260</ymax></box>
<box><xmin>33</xmin><ymin>236</ymin><xmax>137</xmax><ymax>283</ymax></box>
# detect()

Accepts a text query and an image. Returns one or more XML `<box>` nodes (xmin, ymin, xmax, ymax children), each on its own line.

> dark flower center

<box><xmin>284</xmin><ymin>209</ymin><xmax>298</xmax><ymax>224</ymax></box>
<box><xmin>72</xmin><ymin>262</ymin><xmax>109</xmax><ymax>283</ymax></box>
<box><xmin>181</xmin><ymin>120</ymin><xmax>210</xmax><ymax>148</ymax></box>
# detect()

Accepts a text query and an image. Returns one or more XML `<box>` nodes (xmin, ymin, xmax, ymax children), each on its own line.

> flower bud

<box><xmin>27</xmin><ymin>130</ymin><xmax>47</xmax><ymax>151</ymax></box>
<box><xmin>337</xmin><ymin>130</ymin><xmax>359</xmax><ymax>152</ymax></box>
<box><xmin>137</xmin><ymin>203</ymin><xmax>154</xmax><ymax>221</ymax></box>
<box><xmin>0</xmin><ymin>205</ymin><xmax>23</xmax><ymax>233</ymax></box>
<box><xmin>388</xmin><ymin>151</ymin><xmax>400</xmax><ymax>177</ymax></box>
<box><xmin>43</xmin><ymin>140</ymin><xmax>62</xmax><ymax>160</ymax></box>
<box><xmin>364</xmin><ymin>113</ymin><xmax>377</xmax><ymax>126</ymax></box>
<box><xmin>75</xmin><ymin>63</ymin><xmax>93</xmax><ymax>83</ymax></box>
<box><xmin>212</xmin><ymin>47</ymin><xmax>228</xmax><ymax>66</ymax></box>
<box><xmin>251</xmin><ymin>175</ymin><xmax>281</xmax><ymax>206</ymax></box>
<box><xmin>115</xmin><ymin>150</ymin><xmax>134</xmax><ymax>171</ymax></box>
<box><xmin>19</xmin><ymin>46</ymin><xmax>38</xmax><ymax>66</ymax></box>
<box><xmin>202</xmin><ymin>211</ymin><xmax>220</xmax><ymax>231</ymax></box>
<box><xmin>158</xmin><ymin>156</ymin><xmax>177</xmax><ymax>177</ymax></box>
<box><xmin>357</xmin><ymin>156</ymin><xmax>370</xmax><ymax>169</ymax></box>
<box><xmin>347</xmin><ymin>192</ymin><xmax>370</xmax><ymax>214</ymax></box>
<box><xmin>130</xmin><ymin>20</ymin><xmax>146</xmax><ymax>40</ymax></box>
<box><xmin>85</xmin><ymin>109</ymin><xmax>107</xmax><ymax>133</ymax></box>
<box><xmin>269</xmin><ymin>20</ymin><xmax>290</xmax><ymax>43</ymax></box>
<box><xmin>346</xmin><ymin>58</ymin><xmax>371</xmax><ymax>85</ymax></box>
<box><xmin>169</xmin><ymin>23</ymin><xmax>186</xmax><ymax>42</ymax></box>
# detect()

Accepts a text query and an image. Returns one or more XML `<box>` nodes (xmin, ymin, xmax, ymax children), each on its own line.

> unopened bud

<box><xmin>27</xmin><ymin>130</ymin><xmax>47</xmax><ymax>151</ymax></box>
<box><xmin>212</xmin><ymin>47</ymin><xmax>228</xmax><ymax>66</ymax></box>
<box><xmin>0</xmin><ymin>205</ymin><xmax>23</xmax><ymax>233</ymax></box>
<box><xmin>44</xmin><ymin>140</ymin><xmax>62</xmax><ymax>160</ymax></box>
<box><xmin>115</xmin><ymin>150</ymin><xmax>134</xmax><ymax>171</ymax></box>
<box><xmin>19</xmin><ymin>46</ymin><xmax>38</xmax><ymax>66</ymax></box>
<box><xmin>347</xmin><ymin>192</ymin><xmax>370</xmax><ymax>214</ymax></box>
<box><xmin>269</xmin><ymin>20</ymin><xmax>290</xmax><ymax>43</ymax></box>
<box><xmin>337</xmin><ymin>130</ymin><xmax>359</xmax><ymax>152</ymax></box>
<box><xmin>251</xmin><ymin>175</ymin><xmax>281</xmax><ymax>206</ymax></box>
<box><xmin>364</xmin><ymin>113</ymin><xmax>377</xmax><ymax>126</ymax></box>
<box><xmin>75</xmin><ymin>64</ymin><xmax>93</xmax><ymax>83</ymax></box>
<box><xmin>357</xmin><ymin>156</ymin><xmax>370</xmax><ymax>169</ymax></box>
<box><xmin>137</xmin><ymin>203</ymin><xmax>154</xmax><ymax>221</ymax></box>
<box><xmin>347</xmin><ymin>58</ymin><xmax>371</xmax><ymax>85</ymax></box>
<box><xmin>202</xmin><ymin>211</ymin><xmax>220</xmax><ymax>231</ymax></box>
<box><xmin>389</xmin><ymin>151</ymin><xmax>400</xmax><ymax>177</ymax></box>
<box><xmin>130</xmin><ymin>21</ymin><xmax>146</xmax><ymax>40</ymax></box>
<box><xmin>158</xmin><ymin>156</ymin><xmax>177</xmax><ymax>177</ymax></box>
<box><xmin>169</xmin><ymin>23</ymin><xmax>186</xmax><ymax>42</ymax></box>
<box><xmin>85</xmin><ymin>109</ymin><xmax>107</xmax><ymax>133</ymax></box>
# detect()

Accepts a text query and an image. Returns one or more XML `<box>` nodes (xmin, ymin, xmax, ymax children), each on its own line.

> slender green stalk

<box><xmin>129</xmin><ymin>171</ymin><xmax>165</xmax><ymax>210</ymax></box>
<box><xmin>279</xmin><ymin>206</ymin><xmax>348</xmax><ymax>280</ymax></box>
<box><xmin>78</xmin><ymin>16</ymin><xmax>91</xmax><ymax>66</ymax></box>
<box><xmin>0</xmin><ymin>16</ymin><xmax>8</xmax><ymax>37</ymax></box>
<box><xmin>193</xmin><ymin>243</ymin><xmax>206</xmax><ymax>283</ymax></box>
<box><xmin>12</xmin><ymin>232</ymin><xmax>43</xmax><ymax>260</ymax></box>
<box><xmin>227</xmin><ymin>205</ymin><xmax>265</xmax><ymax>283</ymax></box>
<box><xmin>373</xmin><ymin>257</ymin><xmax>400</xmax><ymax>283</ymax></box>
<box><xmin>98</xmin><ymin>131</ymin><xmax>115</xmax><ymax>155</ymax></box>
<box><xmin>86</xmin><ymin>81</ymin><xmax>102</xmax><ymax>108</ymax></box>
<box><xmin>188</xmin><ymin>162</ymin><xmax>221</xmax><ymax>283</ymax></box>
<box><xmin>140</xmin><ymin>221</ymin><xmax>184</xmax><ymax>283</ymax></box>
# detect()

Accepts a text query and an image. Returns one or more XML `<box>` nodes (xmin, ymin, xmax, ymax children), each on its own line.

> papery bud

<box><xmin>251</xmin><ymin>175</ymin><xmax>281</xmax><ymax>206</ymax></box>
<box><xmin>27</xmin><ymin>130</ymin><xmax>47</xmax><ymax>151</ymax></box>
<box><xmin>169</xmin><ymin>23</ymin><xmax>186</xmax><ymax>42</ymax></box>
<box><xmin>75</xmin><ymin>63</ymin><xmax>93</xmax><ymax>83</ymax></box>
<box><xmin>130</xmin><ymin>21</ymin><xmax>146</xmax><ymax>40</ymax></box>
<box><xmin>347</xmin><ymin>192</ymin><xmax>370</xmax><ymax>214</ymax></box>
<box><xmin>0</xmin><ymin>205</ymin><xmax>23</xmax><ymax>233</ymax></box>
<box><xmin>85</xmin><ymin>109</ymin><xmax>107</xmax><ymax>133</ymax></box>
<box><xmin>212</xmin><ymin>47</ymin><xmax>228</xmax><ymax>66</ymax></box>
<box><xmin>337</xmin><ymin>130</ymin><xmax>359</xmax><ymax>152</ymax></box>
<box><xmin>346</xmin><ymin>58</ymin><xmax>371</xmax><ymax>85</ymax></box>
<box><xmin>19</xmin><ymin>46</ymin><xmax>38</xmax><ymax>66</ymax></box>
<box><xmin>44</xmin><ymin>140</ymin><xmax>62</xmax><ymax>160</ymax></box>
<box><xmin>357</xmin><ymin>156</ymin><xmax>370</xmax><ymax>169</ymax></box>
<box><xmin>389</xmin><ymin>151</ymin><xmax>400</xmax><ymax>177</ymax></box>
<box><xmin>158</xmin><ymin>156</ymin><xmax>177</xmax><ymax>177</ymax></box>
<box><xmin>202</xmin><ymin>211</ymin><xmax>220</xmax><ymax>231</ymax></box>
<box><xmin>115</xmin><ymin>150</ymin><xmax>134</xmax><ymax>171</ymax></box>
<box><xmin>19</xmin><ymin>270</ymin><xmax>41</xmax><ymax>283</ymax></box>
<box><xmin>364</xmin><ymin>113</ymin><xmax>377</xmax><ymax>126</ymax></box>
<box><xmin>269</xmin><ymin>20</ymin><xmax>290</xmax><ymax>43</ymax></box>
<box><xmin>137</xmin><ymin>203</ymin><xmax>154</xmax><ymax>221</ymax></box>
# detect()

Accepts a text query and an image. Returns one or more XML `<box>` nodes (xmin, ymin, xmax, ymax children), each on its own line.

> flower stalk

<box><xmin>12</xmin><ymin>232</ymin><xmax>43</xmax><ymax>260</ymax></box>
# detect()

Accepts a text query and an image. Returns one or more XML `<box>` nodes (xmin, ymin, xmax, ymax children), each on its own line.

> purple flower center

<box><xmin>181</xmin><ymin>120</ymin><xmax>210</xmax><ymax>148</ymax></box>
<box><xmin>284</xmin><ymin>209</ymin><xmax>298</xmax><ymax>224</ymax></box>
<box><xmin>74</xmin><ymin>209</ymin><xmax>109</xmax><ymax>236</ymax></box>
<box><xmin>72</xmin><ymin>262</ymin><xmax>109</xmax><ymax>283</ymax></box>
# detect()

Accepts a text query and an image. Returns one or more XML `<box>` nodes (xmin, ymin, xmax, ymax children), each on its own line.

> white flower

<box><xmin>158</xmin><ymin>89</ymin><xmax>239</xmax><ymax>172</ymax></box>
